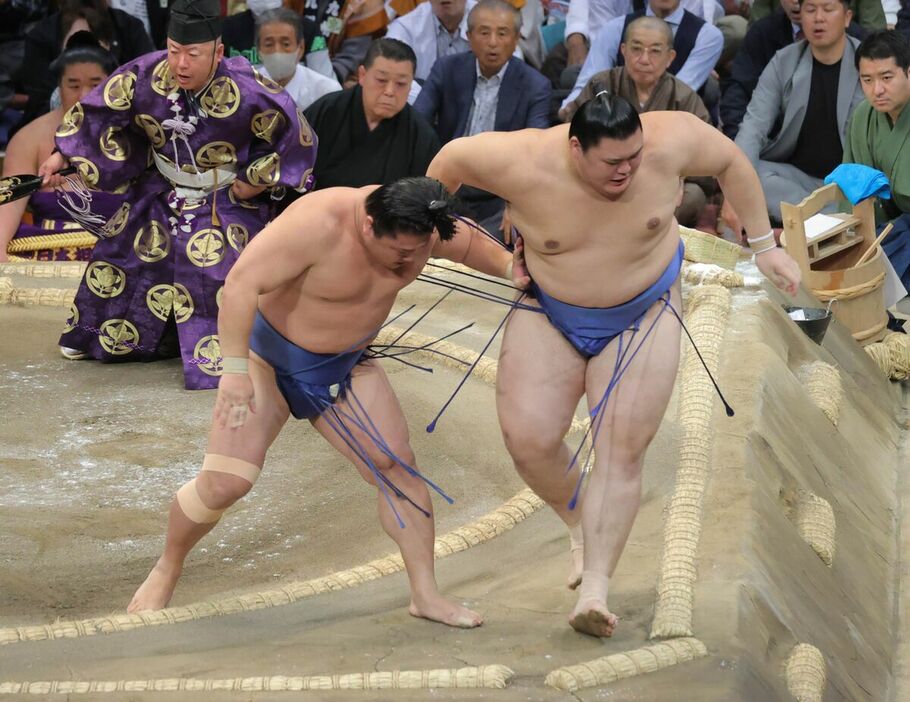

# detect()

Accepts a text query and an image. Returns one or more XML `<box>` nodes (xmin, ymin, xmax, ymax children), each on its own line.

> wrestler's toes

<box><xmin>409</xmin><ymin>597</ymin><xmax>483</xmax><ymax>629</ymax></box>
<box><xmin>569</xmin><ymin>605</ymin><xmax>618</xmax><ymax>638</ymax></box>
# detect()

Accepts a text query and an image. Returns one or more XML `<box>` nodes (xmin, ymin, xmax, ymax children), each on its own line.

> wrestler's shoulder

<box><xmin>641</xmin><ymin>111</ymin><xmax>709</xmax><ymax>138</ymax></box>
<box><xmin>277</xmin><ymin>188</ymin><xmax>354</xmax><ymax>236</ymax></box>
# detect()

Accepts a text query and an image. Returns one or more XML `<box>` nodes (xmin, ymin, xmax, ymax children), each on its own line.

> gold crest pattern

<box><xmin>134</xmin><ymin>114</ymin><xmax>166</xmax><ymax>149</ymax></box>
<box><xmin>99</xmin><ymin>319</ymin><xmax>139</xmax><ymax>355</ymax></box>
<box><xmin>251</xmin><ymin>109</ymin><xmax>286</xmax><ymax>144</ymax></box>
<box><xmin>297</xmin><ymin>109</ymin><xmax>314</xmax><ymax>146</ymax></box>
<box><xmin>56</xmin><ymin>103</ymin><xmax>84</xmax><ymax>137</ymax></box>
<box><xmin>253</xmin><ymin>68</ymin><xmax>284</xmax><ymax>94</ymax></box>
<box><xmin>195</xmin><ymin>141</ymin><xmax>238</xmax><ymax>168</ymax></box>
<box><xmin>63</xmin><ymin>303</ymin><xmax>79</xmax><ymax>333</ymax></box>
<box><xmin>146</xmin><ymin>283</ymin><xmax>195</xmax><ymax>323</ymax></box>
<box><xmin>200</xmin><ymin>77</ymin><xmax>241</xmax><ymax>118</ymax></box>
<box><xmin>246</xmin><ymin>152</ymin><xmax>280</xmax><ymax>187</ymax></box>
<box><xmin>151</xmin><ymin>59</ymin><xmax>178</xmax><ymax>96</ymax></box>
<box><xmin>86</xmin><ymin>261</ymin><xmax>126</xmax><ymax>298</ymax></box>
<box><xmin>226</xmin><ymin>223</ymin><xmax>249</xmax><ymax>252</ymax></box>
<box><xmin>193</xmin><ymin>334</ymin><xmax>222</xmax><ymax>375</ymax></box>
<box><xmin>103</xmin><ymin>71</ymin><xmax>137</xmax><ymax>111</ymax></box>
<box><xmin>187</xmin><ymin>228</ymin><xmax>226</xmax><ymax>267</ymax></box>
<box><xmin>99</xmin><ymin>126</ymin><xmax>131</xmax><ymax>162</ymax></box>
<box><xmin>134</xmin><ymin>220</ymin><xmax>171</xmax><ymax>263</ymax></box>
<box><xmin>102</xmin><ymin>202</ymin><xmax>131</xmax><ymax>238</ymax></box>
<box><xmin>70</xmin><ymin>157</ymin><xmax>99</xmax><ymax>187</ymax></box>
<box><xmin>215</xmin><ymin>285</ymin><xmax>224</xmax><ymax>309</ymax></box>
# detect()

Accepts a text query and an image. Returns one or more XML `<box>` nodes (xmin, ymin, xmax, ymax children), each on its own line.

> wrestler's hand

<box><xmin>214</xmin><ymin>373</ymin><xmax>257</xmax><ymax>429</ymax></box>
<box><xmin>755</xmin><ymin>247</ymin><xmax>801</xmax><ymax>297</ymax></box>
<box><xmin>230</xmin><ymin>180</ymin><xmax>266</xmax><ymax>201</ymax></box>
<box><xmin>39</xmin><ymin>151</ymin><xmax>69</xmax><ymax>189</ymax></box>
<box><xmin>510</xmin><ymin>235</ymin><xmax>531</xmax><ymax>290</ymax></box>
<box><xmin>500</xmin><ymin>206</ymin><xmax>512</xmax><ymax>245</ymax></box>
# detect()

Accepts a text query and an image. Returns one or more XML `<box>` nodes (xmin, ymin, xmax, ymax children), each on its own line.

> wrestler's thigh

<box><xmin>496</xmin><ymin>306</ymin><xmax>587</xmax><ymax>446</ymax></box>
<box><xmin>206</xmin><ymin>352</ymin><xmax>291</xmax><ymax>466</ymax></box>
<box><xmin>310</xmin><ymin>359</ymin><xmax>412</xmax><ymax>481</ymax></box>
<box><xmin>585</xmin><ymin>285</ymin><xmax>682</xmax><ymax>461</ymax></box>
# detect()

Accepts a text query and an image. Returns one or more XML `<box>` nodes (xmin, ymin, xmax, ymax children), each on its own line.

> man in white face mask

<box><xmin>256</xmin><ymin>7</ymin><xmax>342</xmax><ymax>110</ymax></box>
<box><xmin>222</xmin><ymin>0</ymin><xmax>284</xmax><ymax>65</ymax></box>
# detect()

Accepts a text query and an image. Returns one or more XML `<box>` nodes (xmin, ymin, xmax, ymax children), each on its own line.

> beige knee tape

<box><xmin>202</xmin><ymin>453</ymin><xmax>261</xmax><ymax>484</ymax></box>
<box><xmin>176</xmin><ymin>478</ymin><xmax>224</xmax><ymax>524</ymax></box>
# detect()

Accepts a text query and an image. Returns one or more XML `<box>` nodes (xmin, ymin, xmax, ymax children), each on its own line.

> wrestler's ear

<box><xmin>363</xmin><ymin>214</ymin><xmax>375</xmax><ymax>237</ymax></box>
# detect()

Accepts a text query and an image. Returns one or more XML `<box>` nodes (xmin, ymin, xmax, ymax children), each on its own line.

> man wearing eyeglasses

<box><xmin>560</xmin><ymin>16</ymin><xmax>714</xmax><ymax>226</ymax></box>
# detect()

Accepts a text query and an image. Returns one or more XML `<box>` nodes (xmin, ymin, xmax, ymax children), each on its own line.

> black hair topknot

<box><xmin>365</xmin><ymin>177</ymin><xmax>458</xmax><ymax>241</ymax></box>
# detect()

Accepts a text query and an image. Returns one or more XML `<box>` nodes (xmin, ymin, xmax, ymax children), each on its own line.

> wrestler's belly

<box><xmin>523</xmin><ymin>227</ymin><xmax>681</xmax><ymax>307</ymax></box>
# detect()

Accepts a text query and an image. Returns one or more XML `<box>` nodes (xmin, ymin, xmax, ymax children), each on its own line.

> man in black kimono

<box><xmin>304</xmin><ymin>38</ymin><xmax>440</xmax><ymax>190</ymax></box>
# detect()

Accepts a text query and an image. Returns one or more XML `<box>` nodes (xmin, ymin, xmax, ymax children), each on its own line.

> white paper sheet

<box><xmin>803</xmin><ymin>213</ymin><xmax>849</xmax><ymax>242</ymax></box>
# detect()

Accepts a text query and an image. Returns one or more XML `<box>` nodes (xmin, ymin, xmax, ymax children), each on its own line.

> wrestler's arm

<box><xmin>669</xmin><ymin>113</ymin><xmax>801</xmax><ymax>295</ymax></box>
<box><xmin>427</xmin><ymin>131</ymin><xmax>523</xmax><ymax>198</ymax></box>
<box><xmin>0</xmin><ymin>123</ymin><xmax>40</xmax><ymax>262</ymax></box>
<box><xmin>214</xmin><ymin>195</ymin><xmax>331</xmax><ymax>425</ymax></box>
<box><xmin>431</xmin><ymin>219</ymin><xmax>529</xmax><ymax>287</ymax></box>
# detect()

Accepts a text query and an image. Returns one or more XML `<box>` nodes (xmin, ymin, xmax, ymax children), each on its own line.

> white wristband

<box><xmin>221</xmin><ymin>356</ymin><xmax>249</xmax><ymax>375</ymax></box>
<box><xmin>746</xmin><ymin>230</ymin><xmax>774</xmax><ymax>246</ymax></box>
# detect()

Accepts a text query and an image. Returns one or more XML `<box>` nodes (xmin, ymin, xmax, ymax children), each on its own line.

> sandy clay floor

<box><xmin>0</xmin><ymin>260</ymin><xmax>908</xmax><ymax>701</ymax></box>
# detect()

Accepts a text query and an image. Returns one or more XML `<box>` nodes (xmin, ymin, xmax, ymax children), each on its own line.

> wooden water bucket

<box><xmin>781</xmin><ymin>184</ymin><xmax>888</xmax><ymax>346</ymax></box>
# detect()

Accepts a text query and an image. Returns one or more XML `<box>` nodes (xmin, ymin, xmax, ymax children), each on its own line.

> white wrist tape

<box><xmin>221</xmin><ymin>356</ymin><xmax>249</xmax><ymax>374</ymax></box>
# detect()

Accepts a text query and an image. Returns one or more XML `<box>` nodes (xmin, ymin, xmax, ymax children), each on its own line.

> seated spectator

<box><xmin>107</xmin><ymin>0</ymin><xmax>172</xmax><ymax>48</ymax></box>
<box><xmin>415</xmin><ymin>0</ymin><xmax>551</xmax><ymax>142</ymax></box>
<box><xmin>17</xmin><ymin>0</ymin><xmax>154</xmax><ymax>126</ymax></box>
<box><xmin>731</xmin><ymin>0</ymin><xmax>864</xmax><ymax>225</ymax></box>
<box><xmin>386</xmin><ymin>0</ymin><xmax>475</xmax><ymax>82</ymax></box>
<box><xmin>414</xmin><ymin>0</ymin><xmax>550</xmax><ymax>230</ymax></box>
<box><xmin>304</xmin><ymin>38</ymin><xmax>441</xmax><ymax>189</ymax></box>
<box><xmin>563</xmin><ymin>16</ymin><xmax>714</xmax><ymax>225</ymax></box>
<box><xmin>749</xmin><ymin>0</ymin><xmax>885</xmax><ymax>33</ymax></box>
<box><xmin>255</xmin><ymin>7</ymin><xmax>342</xmax><ymax>110</ymax></box>
<box><xmin>720</xmin><ymin>0</ymin><xmax>867</xmax><ymax>138</ymax></box>
<box><xmin>560</xmin><ymin>0</ymin><xmax>723</xmax><ymax>112</ymax></box>
<box><xmin>898</xmin><ymin>2</ymin><xmax>910</xmax><ymax>38</ymax></box>
<box><xmin>0</xmin><ymin>35</ymin><xmax>122</xmax><ymax>262</ymax></box>
<box><xmin>843</xmin><ymin>30</ymin><xmax>910</xmax><ymax>287</ymax></box>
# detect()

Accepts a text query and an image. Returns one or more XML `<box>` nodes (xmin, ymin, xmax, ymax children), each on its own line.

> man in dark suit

<box><xmin>414</xmin><ymin>0</ymin><xmax>550</xmax><ymax>233</ymax></box>
<box><xmin>414</xmin><ymin>0</ymin><xmax>551</xmax><ymax>143</ymax></box>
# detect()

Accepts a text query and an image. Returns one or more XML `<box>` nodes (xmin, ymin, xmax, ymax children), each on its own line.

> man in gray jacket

<box><xmin>731</xmin><ymin>0</ymin><xmax>865</xmax><ymax>225</ymax></box>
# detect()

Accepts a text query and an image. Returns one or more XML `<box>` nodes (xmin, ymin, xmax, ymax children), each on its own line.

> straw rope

<box><xmin>0</xmin><ymin>487</ymin><xmax>544</xmax><ymax>645</ymax></box>
<box><xmin>650</xmin><ymin>285</ymin><xmax>731</xmax><ymax>639</ymax></box>
<box><xmin>865</xmin><ymin>332</ymin><xmax>910</xmax><ymax>380</ymax></box>
<box><xmin>544</xmin><ymin>638</ymin><xmax>707</xmax><ymax>692</ymax></box>
<box><xmin>0</xmin><ymin>666</ymin><xmax>515</xmax><ymax>694</ymax></box>
<box><xmin>681</xmin><ymin>262</ymin><xmax>744</xmax><ymax>288</ymax></box>
<box><xmin>795</xmin><ymin>492</ymin><xmax>835</xmax><ymax>567</ymax></box>
<box><xmin>0</xmin><ymin>261</ymin><xmax>86</xmax><ymax>278</ymax></box>
<box><xmin>803</xmin><ymin>362</ymin><xmax>842</xmax><ymax>426</ymax></box>
<box><xmin>810</xmin><ymin>272</ymin><xmax>885</xmax><ymax>302</ymax></box>
<box><xmin>0</xmin><ymin>279</ymin><xmax>75</xmax><ymax>307</ymax></box>
<box><xmin>6</xmin><ymin>232</ymin><xmax>96</xmax><ymax>253</ymax></box>
<box><xmin>784</xmin><ymin>644</ymin><xmax>826</xmax><ymax>702</ymax></box>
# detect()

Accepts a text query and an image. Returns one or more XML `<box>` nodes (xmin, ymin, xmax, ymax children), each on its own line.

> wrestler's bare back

<box><xmin>431</xmin><ymin>112</ymin><xmax>716</xmax><ymax>307</ymax></box>
<box><xmin>256</xmin><ymin>186</ymin><xmax>435</xmax><ymax>353</ymax></box>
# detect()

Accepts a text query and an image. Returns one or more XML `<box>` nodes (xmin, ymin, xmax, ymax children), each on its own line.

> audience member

<box><xmin>107</xmin><ymin>0</ymin><xmax>173</xmax><ymax>47</ymax></box>
<box><xmin>562</xmin><ymin>16</ymin><xmax>713</xmax><ymax>225</ymax></box>
<box><xmin>843</xmin><ymin>30</ymin><xmax>910</xmax><ymax>286</ymax></box>
<box><xmin>255</xmin><ymin>8</ymin><xmax>341</xmax><ymax>110</ymax></box>
<box><xmin>17</xmin><ymin>0</ymin><xmax>153</xmax><ymax>127</ymax></box>
<box><xmin>898</xmin><ymin>1</ymin><xmax>910</xmax><ymax>37</ymax></box>
<box><xmin>414</xmin><ymin>0</ymin><xmax>550</xmax><ymax>230</ymax></box>
<box><xmin>0</xmin><ymin>35</ymin><xmax>121</xmax><ymax>262</ymax></box>
<box><xmin>749</xmin><ymin>0</ymin><xmax>885</xmax><ymax>32</ymax></box>
<box><xmin>385</xmin><ymin>0</ymin><xmax>475</xmax><ymax>82</ymax></box>
<box><xmin>415</xmin><ymin>0</ymin><xmax>551</xmax><ymax>142</ymax></box>
<box><xmin>732</xmin><ymin>0</ymin><xmax>864</xmax><ymax>225</ymax></box>
<box><xmin>560</xmin><ymin>0</ymin><xmax>723</xmax><ymax>110</ymax></box>
<box><xmin>304</xmin><ymin>38</ymin><xmax>441</xmax><ymax>189</ymax></box>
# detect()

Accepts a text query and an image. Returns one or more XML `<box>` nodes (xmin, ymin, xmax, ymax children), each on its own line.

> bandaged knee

<box><xmin>175</xmin><ymin>454</ymin><xmax>261</xmax><ymax>524</ymax></box>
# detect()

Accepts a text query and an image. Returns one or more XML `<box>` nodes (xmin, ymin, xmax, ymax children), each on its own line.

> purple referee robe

<box><xmin>55</xmin><ymin>50</ymin><xmax>318</xmax><ymax>389</ymax></box>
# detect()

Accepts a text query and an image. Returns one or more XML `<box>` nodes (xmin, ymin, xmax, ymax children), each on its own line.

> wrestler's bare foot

<box><xmin>127</xmin><ymin>559</ymin><xmax>182</xmax><ymax>613</ymax></box>
<box><xmin>569</xmin><ymin>599</ymin><xmax>618</xmax><ymax>637</ymax></box>
<box><xmin>409</xmin><ymin>593</ymin><xmax>483</xmax><ymax>628</ymax></box>
<box><xmin>569</xmin><ymin>570</ymin><xmax>617</xmax><ymax>637</ymax></box>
